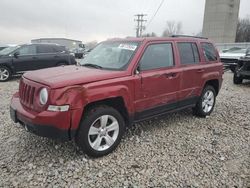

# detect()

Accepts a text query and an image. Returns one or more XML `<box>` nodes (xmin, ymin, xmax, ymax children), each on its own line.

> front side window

<box><xmin>177</xmin><ymin>42</ymin><xmax>200</xmax><ymax>65</ymax></box>
<box><xmin>139</xmin><ymin>43</ymin><xmax>174</xmax><ymax>71</ymax></box>
<box><xmin>80</xmin><ymin>41</ymin><xmax>139</xmax><ymax>70</ymax></box>
<box><xmin>0</xmin><ymin>46</ymin><xmax>20</xmax><ymax>55</ymax></box>
<box><xmin>18</xmin><ymin>45</ymin><xmax>36</xmax><ymax>56</ymax></box>
<box><xmin>202</xmin><ymin>43</ymin><xmax>217</xmax><ymax>62</ymax></box>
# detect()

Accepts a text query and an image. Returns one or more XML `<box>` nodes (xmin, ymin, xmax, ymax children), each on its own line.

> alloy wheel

<box><xmin>0</xmin><ymin>68</ymin><xmax>9</xmax><ymax>81</ymax></box>
<box><xmin>202</xmin><ymin>90</ymin><xmax>214</xmax><ymax>113</ymax></box>
<box><xmin>88</xmin><ymin>115</ymin><xmax>119</xmax><ymax>151</ymax></box>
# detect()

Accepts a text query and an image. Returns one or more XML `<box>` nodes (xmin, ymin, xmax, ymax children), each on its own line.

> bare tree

<box><xmin>162</xmin><ymin>21</ymin><xmax>182</xmax><ymax>37</ymax></box>
<box><xmin>142</xmin><ymin>32</ymin><xmax>157</xmax><ymax>37</ymax></box>
<box><xmin>236</xmin><ymin>17</ymin><xmax>250</xmax><ymax>42</ymax></box>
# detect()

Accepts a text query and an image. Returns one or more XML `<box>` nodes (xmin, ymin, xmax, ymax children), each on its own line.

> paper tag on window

<box><xmin>118</xmin><ymin>44</ymin><xmax>137</xmax><ymax>51</ymax></box>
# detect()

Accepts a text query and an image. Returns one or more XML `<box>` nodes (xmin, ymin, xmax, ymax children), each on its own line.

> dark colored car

<box><xmin>233</xmin><ymin>48</ymin><xmax>250</xmax><ymax>84</ymax></box>
<box><xmin>220</xmin><ymin>48</ymin><xmax>248</xmax><ymax>72</ymax></box>
<box><xmin>0</xmin><ymin>43</ymin><xmax>76</xmax><ymax>81</ymax></box>
<box><xmin>0</xmin><ymin>46</ymin><xmax>7</xmax><ymax>51</ymax></box>
<box><xmin>10</xmin><ymin>36</ymin><xmax>223</xmax><ymax>157</ymax></box>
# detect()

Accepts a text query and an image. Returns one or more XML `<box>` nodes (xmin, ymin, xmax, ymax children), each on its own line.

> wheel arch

<box><xmin>203</xmin><ymin>79</ymin><xmax>219</xmax><ymax>95</ymax></box>
<box><xmin>0</xmin><ymin>64</ymin><xmax>14</xmax><ymax>74</ymax></box>
<box><xmin>56</xmin><ymin>61</ymin><xmax>69</xmax><ymax>66</ymax></box>
<box><xmin>83</xmin><ymin>97</ymin><xmax>130</xmax><ymax>126</ymax></box>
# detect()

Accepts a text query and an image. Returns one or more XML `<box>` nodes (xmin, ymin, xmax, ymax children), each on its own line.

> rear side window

<box><xmin>202</xmin><ymin>43</ymin><xmax>217</xmax><ymax>62</ymax></box>
<box><xmin>177</xmin><ymin>42</ymin><xmax>200</xmax><ymax>65</ymax></box>
<box><xmin>37</xmin><ymin>45</ymin><xmax>54</xmax><ymax>54</ymax></box>
<box><xmin>139</xmin><ymin>43</ymin><xmax>174</xmax><ymax>71</ymax></box>
<box><xmin>53</xmin><ymin>46</ymin><xmax>66</xmax><ymax>53</ymax></box>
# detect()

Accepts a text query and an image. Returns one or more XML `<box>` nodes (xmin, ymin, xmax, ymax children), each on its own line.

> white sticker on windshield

<box><xmin>118</xmin><ymin>44</ymin><xmax>137</xmax><ymax>51</ymax></box>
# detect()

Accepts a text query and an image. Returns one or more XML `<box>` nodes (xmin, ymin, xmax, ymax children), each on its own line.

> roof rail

<box><xmin>171</xmin><ymin>35</ymin><xmax>208</xmax><ymax>39</ymax></box>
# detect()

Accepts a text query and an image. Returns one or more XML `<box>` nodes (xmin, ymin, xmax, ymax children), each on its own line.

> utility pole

<box><xmin>134</xmin><ymin>14</ymin><xmax>147</xmax><ymax>37</ymax></box>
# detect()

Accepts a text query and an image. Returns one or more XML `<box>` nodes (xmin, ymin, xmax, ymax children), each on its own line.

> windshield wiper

<box><xmin>82</xmin><ymin>63</ymin><xmax>103</xmax><ymax>69</ymax></box>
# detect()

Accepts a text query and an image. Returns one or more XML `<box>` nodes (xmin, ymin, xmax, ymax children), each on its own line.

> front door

<box><xmin>12</xmin><ymin>45</ymin><xmax>38</xmax><ymax>72</ymax></box>
<box><xmin>134</xmin><ymin>42</ymin><xmax>181</xmax><ymax>120</ymax></box>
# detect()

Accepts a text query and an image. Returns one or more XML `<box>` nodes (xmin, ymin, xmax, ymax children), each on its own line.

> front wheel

<box><xmin>0</xmin><ymin>66</ymin><xmax>11</xmax><ymax>82</ymax></box>
<box><xmin>75</xmin><ymin>105</ymin><xmax>125</xmax><ymax>157</ymax></box>
<box><xmin>193</xmin><ymin>85</ymin><xmax>216</xmax><ymax>117</ymax></box>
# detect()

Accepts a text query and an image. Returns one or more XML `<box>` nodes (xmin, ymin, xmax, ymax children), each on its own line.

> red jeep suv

<box><xmin>10</xmin><ymin>36</ymin><xmax>223</xmax><ymax>157</ymax></box>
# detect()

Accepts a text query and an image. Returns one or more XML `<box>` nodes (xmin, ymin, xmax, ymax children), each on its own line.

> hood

<box><xmin>24</xmin><ymin>65</ymin><xmax>127</xmax><ymax>88</ymax></box>
<box><xmin>219</xmin><ymin>52</ymin><xmax>246</xmax><ymax>59</ymax></box>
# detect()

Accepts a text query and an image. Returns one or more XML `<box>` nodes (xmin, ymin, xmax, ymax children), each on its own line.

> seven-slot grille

<box><xmin>19</xmin><ymin>79</ymin><xmax>36</xmax><ymax>108</ymax></box>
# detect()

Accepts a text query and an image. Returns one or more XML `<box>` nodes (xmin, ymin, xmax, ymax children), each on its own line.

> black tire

<box><xmin>75</xmin><ymin>105</ymin><xmax>125</xmax><ymax>157</ymax></box>
<box><xmin>0</xmin><ymin>66</ymin><xmax>12</xmax><ymax>82</ymax></box>
<box><xmin>230</xmin><ymin>66</ymin><xmax>236</xmax><ymax>73</ymax></box>
<box><xmin>193</xmin><ymin>85</ymin><xmax>216</xmax><ymax>118</ymax></box>
<box><xmin>233</xmin><ymin>71</ymin><xmax>243</xmax><ymax>85</ymax></box>
<box><xmin>57</xmin><ymin>62</ymin><xmax>67</xmax><ymax>66</ymax></box>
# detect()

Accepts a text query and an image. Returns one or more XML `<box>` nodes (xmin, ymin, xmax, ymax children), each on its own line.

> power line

<box><xmin>146</xmin><ymin>0</ymin><xmax>165</xmax><ymax>29</ymax></box>
<box><xmin>134</xmin><ymin>14</ymin><xmax>147</xmax><ymax>37</ymax></box>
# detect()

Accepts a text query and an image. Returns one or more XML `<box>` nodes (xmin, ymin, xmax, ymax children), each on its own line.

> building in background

<box><xmin>32</xmin><ymin>38</ymin><xmax>85</xmax><ymax>58</ymax></box>
<box><xmin>202</xmin><ymin>0</ymin><xmax>240</xmax><ymax>43</ymax></box>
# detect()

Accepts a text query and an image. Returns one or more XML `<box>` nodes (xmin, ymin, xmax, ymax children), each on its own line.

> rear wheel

<box><xmin>75</xmin><ymin>105</ymin><xmax>125</xmax><ymax>157</ymax></box>
<box><xmin>233</xmin><ymin>67</ymin><xmax>243</xmax><ymax>84</ymax></box>
<box><xmin>0</xmin><ymin>66</ymin><xmax>11</xmax><ymax>82</ymax></box>
<box><xmin>193</xmin><ymin>85</ymin><xmax>216</xmax><ymax>117</ymax></box>
<box><xmin>57</xmin><ymin>62</ymin><xmax>67</xmax><ymax>66</ymax></box>
<box><xmin>230</xmin><ymin>66</ymin><xmax>236</xmax><ymax>73</ymax></box>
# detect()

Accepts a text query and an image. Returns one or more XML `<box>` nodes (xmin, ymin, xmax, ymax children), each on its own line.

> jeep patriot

<box><xmin>10</xmin><ymin>36</ymin><xmax>223</xmax><ymax>157</ymax></box>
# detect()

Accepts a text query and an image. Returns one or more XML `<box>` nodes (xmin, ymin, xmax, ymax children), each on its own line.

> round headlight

<box><xmin>39</xmin><ymin>88</ymin><xmax>48</xmax><ymax>105</ymax></box>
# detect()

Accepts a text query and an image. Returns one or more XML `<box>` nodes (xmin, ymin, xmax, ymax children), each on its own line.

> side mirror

<box><xmin>14</xmin><ymin>52</ymin><xmax>19</xmax><ymax>58</ymax></box>
<box><xmin>135</xmin><ymin>66</ymin><xmax>140</xmax><ymax>75</ymax></box>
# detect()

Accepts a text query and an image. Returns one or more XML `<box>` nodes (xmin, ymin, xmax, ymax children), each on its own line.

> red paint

<box><xmin>10</xmin><ymin>37</ymin><xmax>223</xmax><ymax>138</ymax></box>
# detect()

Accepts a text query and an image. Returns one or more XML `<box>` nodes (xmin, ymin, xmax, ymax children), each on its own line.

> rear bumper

<box><xmin>10</xmin><ymin>96</ymin><xmax>76</xmax><ymax>141</ymax></box>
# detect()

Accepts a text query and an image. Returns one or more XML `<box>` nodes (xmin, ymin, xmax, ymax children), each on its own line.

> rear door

<box><xmin>176</xmin><ymin>42</ymin><xmax>203</xmax><ymax>104</ymax></box>
<box><xmin>134</xmin><ymin>42</ymin><xmax>181</xmax><ymax>119</ymax></box>
<box><xmin>12</xmin><ymin>45</ymin><xmax>38</xmax><ymax>72</ymax></box>
<box><xmin>36</xmin><ymin>45</ymin><xmax>59</xmax><ymax>69</ymax></box>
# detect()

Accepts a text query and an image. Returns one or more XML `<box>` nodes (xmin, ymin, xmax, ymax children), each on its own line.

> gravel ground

<box><xmin>0</xmin><ymin>72</ymin><xmax>249</xmax><ymax>187</ymax></box>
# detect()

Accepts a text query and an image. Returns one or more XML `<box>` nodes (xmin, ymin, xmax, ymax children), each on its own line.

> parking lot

<box><xmin>0</xmin><ymin>72</ymin><xmax>249</xmax><ymax>187</ymax></box>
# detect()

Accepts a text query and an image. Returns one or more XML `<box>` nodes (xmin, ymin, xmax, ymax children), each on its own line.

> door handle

<box><xmin>151</xmin><ymin>74</ymin><xmax>161</xmax><ymax>78</ymax></box>
<box><xmin>164</xmin><ymin>72</ymin><xmax>178</xmax><ymax>78</ymax></box>
<box><xmin>197</xmin><ymin>69</ymin><xmax>205</xmax><ymax>73</ymax></box>
<box><xmin>32</xmin><ymin>56</ymin><xmax>38</xmax><ymax>59</ymax></box>
<box><xmin>54</xmin><ymin>55</ymin><xmax>59</xmax><ymax>58</ymax></box>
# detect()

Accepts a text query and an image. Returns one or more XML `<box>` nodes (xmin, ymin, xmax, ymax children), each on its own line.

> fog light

<box><xmin>47</xmin><ymin>105</ymin><xmax>69</xmax><ymax>112</ymax></box>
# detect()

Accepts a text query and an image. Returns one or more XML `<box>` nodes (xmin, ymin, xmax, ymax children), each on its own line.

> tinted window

<box><xmin>202</xmin><ymin>43</ymin><xmax>217</xmax><ymax>61</ymax></box>
<box><xmin>177</xmin><ymin>42</ymin><xmax>200</xmax><ymax>65</ymax></box>
<box><xmin>140</xmin><ymin>43</ymin><xmax>174</xmax><ymax>71</ymax></box>
<box><xmin>53</xmin><ymin>46</ymin><xmax>66</xmax><ymax>53</ymax></box>
<box><xmin>37</xmin><ymin>45</ymin><xmax>54</xmax><ymax>54</ymax></box>
<box><xmin>18</xmin><ymin>45</ymin><xmax>36</xmax><ymax>55</ymax></box>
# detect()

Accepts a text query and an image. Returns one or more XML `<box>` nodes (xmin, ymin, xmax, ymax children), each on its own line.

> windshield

<box><xmin>79</xmin><ymin>41</ymin><xmax>139</xmax><ymax>70</ymax></box>
<box><xmin>0</xmin><ymin>46</ymin><xmax>20</xmax><ymax>55</ymax></box>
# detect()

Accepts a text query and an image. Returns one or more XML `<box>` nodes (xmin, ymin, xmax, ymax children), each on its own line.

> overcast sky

<box><xmin>0</xmin><ymin>0</ymin><xmax>249</xmax><ymax>44</ymax></box>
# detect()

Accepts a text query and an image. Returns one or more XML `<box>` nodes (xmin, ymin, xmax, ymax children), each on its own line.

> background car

<box><xmin>220</xmin><ymin>48</ymin><xmax>249</xmax><ymax>72</ymax></box>
<box><xmin>0</xmin><ymin>46</ymin><xmax>7</xmax><ymax>51</ymax></box>
<box><xmin>233</xmin><ymin>48</ymin><xmax>250</xmax><ymax>84</ymax></box>
<box><xmin>0</xmin><ymin>43</ymin><xmax>76</xmax><ymax>81</ymax></box>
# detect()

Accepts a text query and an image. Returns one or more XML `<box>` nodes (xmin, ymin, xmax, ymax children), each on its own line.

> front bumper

<box><xmin>10</xmin><ymin>96</ymin><xmax>75</xmax><ymax>141</ymax></box>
